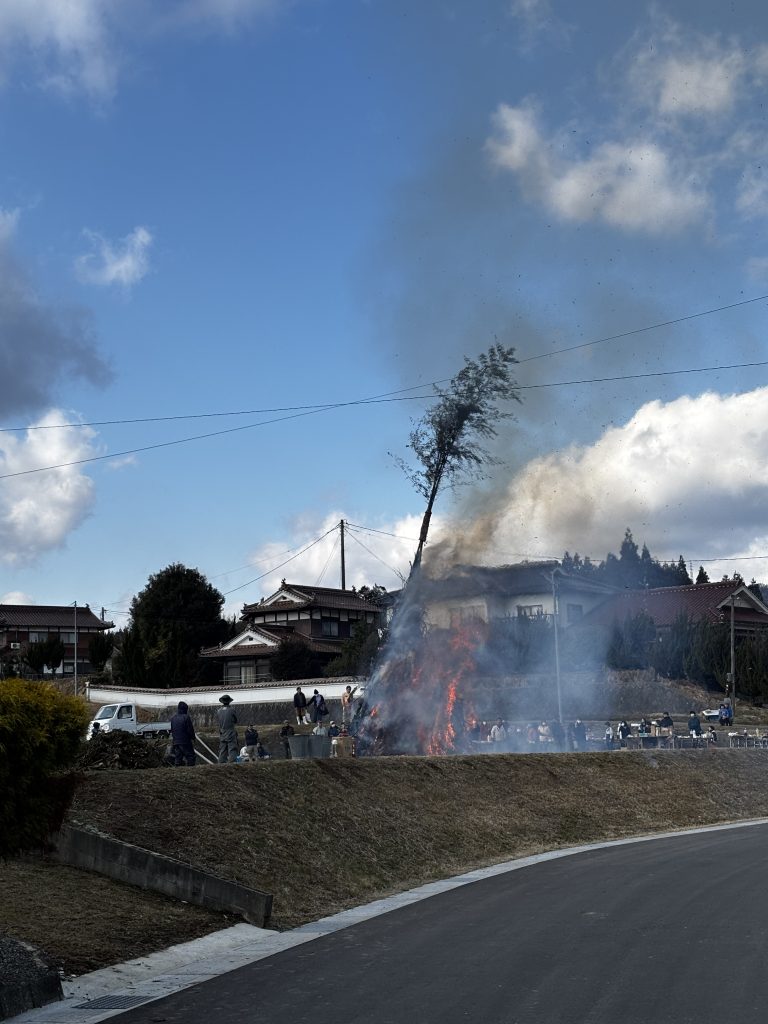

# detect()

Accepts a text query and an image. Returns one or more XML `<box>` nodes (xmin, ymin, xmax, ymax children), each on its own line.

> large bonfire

<box><xmin>358</xmin><ymin>604</ymin><xmax>487</xmax><ymax>755</ymax></box>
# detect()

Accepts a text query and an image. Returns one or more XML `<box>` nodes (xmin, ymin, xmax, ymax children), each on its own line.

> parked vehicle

<box><xmin>88</xmin><ymin>702</ymin><xmax>171</xmax><ymax>739</ymax></box>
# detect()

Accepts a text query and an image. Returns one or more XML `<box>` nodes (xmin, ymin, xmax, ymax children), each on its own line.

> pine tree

<box><xmin>695</xmin><ymin>566</ymin><xmax>710</xmax><ymax>585</ymax></box>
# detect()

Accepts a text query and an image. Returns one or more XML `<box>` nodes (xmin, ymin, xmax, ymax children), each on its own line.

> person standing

<box><xmin>293</xmin><ymin>686</ymin><xmax>308</xmax><ymax>725</ymax></box>
<box><xmin>688</xmin><ymin>710</ymin><xmax>702</xmax><ymax>737</ymax></box>
<box><xmin>571</xmin><ymin>719</ymin><xmax>587</xmax><ymax>751</ymax></box>
<box><xmin>170</xmin><ymin>700</ymin><xmax>196</xmax><ymax>766</ymax></box>
<box><xmin>244</xmin><ymin>725</ymin><xmax>259</xmax><ymax>763</ymax></box>
<box><xmin>280</xmin><ymin>720</ymin><xmax>295</xmax><ymax>758</ymax></box>
<box><xmin>308</xmin><ymin>688</ymin><xmax>327</xmax><ymax>723</ymax></box>
<box><xmin>604</xmin><ymin>721</ymin><xmax>615</xmax><ymax>750</ymax></box>
<box><xmin>217</xmin><ymin>694</ymin><xmax>239</xmax><ymax>764</ymax></box>
<box><xmin>489</xmin><ymin>718</ymin><xmax>508</xmax><ymax>746</ymax></box>
<box><xmin>341</xmin><ymin>684</ymin><xmax>358</xmax><ymax>725</ymax></box>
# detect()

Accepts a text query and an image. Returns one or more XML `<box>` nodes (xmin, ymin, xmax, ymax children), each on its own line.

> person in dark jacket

<box><xmin>688</xmin><ymin>711</ymin><xmax>702</xmax><ymax>737</ymax></box>
<box><xmin>308</xmin><ymin>689</ymin><xmax>328</xmax><ymax>723</ymax></box>
<box><xmin>170</xmin><ymin>701</ymin><xmax>196</xmax><ymax>766</ymax></box>
<box><xmin>244</xmin><ymin>725</ymin><xmax>259</xmax><ymax>763</ymax></box>
<box><xmin>217</xmin><ymin>694</ymin><xmax>239</xmax><ymax>763</ymax></box>
<box><xmin>571</xmin><ymin>719</ymin><xmax>587</xmax><ymax>751</ymax></box>
<box><xmin>293</xmin><ymin>686</ymin><xmax>308</xmax><ymax>725</ymax></box>
<box><xmin>280</xmin><ymin>720</ymin><xmax>295</xmax><ymax>758</ymax></box>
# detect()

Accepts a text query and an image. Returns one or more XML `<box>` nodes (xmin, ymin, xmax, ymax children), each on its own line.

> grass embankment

<box><xmin>69</xmin><ymin>750</ymin><xmax>768</xmax><ymax>932</ymax></box>
<box><xmin>8</xmin><ymin>748</ymin><xmax>768</xmax><ymax>976</ymax></box>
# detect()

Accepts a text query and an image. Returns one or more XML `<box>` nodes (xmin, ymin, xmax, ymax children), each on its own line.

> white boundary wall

<box><xmin>85</xmin><ymin>678</ymin><xmax>366</xmax><ymax>709</ymax></box>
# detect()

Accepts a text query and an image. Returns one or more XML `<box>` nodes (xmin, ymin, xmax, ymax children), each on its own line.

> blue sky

<box><xmin>3</xmin><ymin>0</ymin><xmax>768</xmax><ymax>622</ymax></box>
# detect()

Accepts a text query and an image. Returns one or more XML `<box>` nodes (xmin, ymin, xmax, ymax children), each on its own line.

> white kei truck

<box><xmin>87</xmin><ymin>702</ymin><xmax>172</xmax><ymax>740</ymax></box>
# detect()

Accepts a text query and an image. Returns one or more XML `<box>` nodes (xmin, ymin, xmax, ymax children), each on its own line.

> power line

<box><xmin>0</xmin><ymin>397</ymin><xmax>431</xmax><ymax>482</ymax></box>
<box><xmin>316</xmin><ymin>534</ymin><xmax>340</xmax><ymax>586</ymax></box>
<box><xmin>0</xmin><ymin>383</ymin><xmax>438</xmax><ymax>433</ymax></box>
<box><xmin>345</xmin><ymin>522</ymin><xmax>420</xmax><ymax>542</ymax></box>
<box><xmin>346</xmin><ymin>527</ymin><xmax>407</xmax><ymax>582</ymax></box>
<box><xmin>519</xmin><ymin>292</ymin><xmax>768</xmax><ymax>364</ymax></box>
<box><xmin>4</xmin><ymin>291</ymin><xmax>767</xmax><ymax>437</ymax></box>
<box><xmin>516</xmin><ymin>358</ymin><xmax>768</xmax><ymax>390</ymax></box>
<box><xmin>222</xmin><ymin>527</ymin><xmax>337</xmax><ymax>597</ymax></box>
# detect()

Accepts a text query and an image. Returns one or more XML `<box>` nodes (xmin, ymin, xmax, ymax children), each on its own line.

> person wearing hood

<box><xmin>217</xmin><ymin>695</ymin><xmax>239</xmax><ymax>763</ymax></box>
<box><xmin>170</xmin><ymin>701</ymin><xmax>196</xmax><ymax>766</ymax></box>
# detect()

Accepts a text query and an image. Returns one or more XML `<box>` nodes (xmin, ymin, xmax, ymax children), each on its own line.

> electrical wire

<box><xmin>344</xmin><ymin>522</ymin><xmax>420</xmax><ymax>542</ymax></box>
<box><xmin>0</xmin><ymin>383</ymin><xmax>439</xmax><ymax>433</ymax></box>
<box><xmin>345</xmin><ymin>527</ymin><xmax>407</xmax><ymax>582</ymax></box>
<box><xmin>3</xmin><ymin>291</ymin><xmax>767</xmax><ymax>435</ymax></box>
<box><xmin>315</xmin><ymin>535</ymin><xmax>340</xmax><ymax>586</ymax></box>
<box><xmin>222</xmin><ymin>527</ymin><xmax>337</xmax><ymax>597</ymax></box>
<box><xmin>518</xmin><ymin>292</ymin><xmax>768</xmax><ymax>364</ymax></box>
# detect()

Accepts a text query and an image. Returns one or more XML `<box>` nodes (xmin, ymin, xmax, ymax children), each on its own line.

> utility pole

<box><xmin>339</xmin><ymin>519</ymin><xmax>346</xmax><ymax>590</ymax></box>
<box><xmin>730</xmin><ymin>594</ymin><xmax>736</xmax><ymax>719</ymax></box>
<box><xmin>73</xmin><ymin>600</ymin><xmax>78</xmax><ymax>699</ymax></box>
<box><xmin>551</xmin><ymin>571</ymin><xmax>563</xmax><ymax>724</ymax></box>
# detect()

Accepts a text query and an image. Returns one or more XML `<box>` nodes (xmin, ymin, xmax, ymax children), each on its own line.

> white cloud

<box><xmin>1</xmin><ymin>590</ymin><xmax>34</xmax><ymax>604</ymax></box>
<box><xmin>75</xmin><ymin>226</ymin><xmax>153</xmax><ymax>288</ymax></box>
<box><xmin>471</xmin><ymin>387</ymin><xmax>768</xmax><ymax>573</ymax></box>
<box><xmin>630</xmin><ymin>40</ymin><xmax>747</xmax><ymax>120</ymax></box>
<box><xmin>0</xmin><ymin>0</ymin><xmax>283</xmax><ymax>99</ymax></box>
<box><xmin>0</xmin><ymin>410</ymin><xmax>101</xmax><ymax>567</ymax></box>
<box><xmin>508</xmin><ymin>0</ymin><xmax>571</xmax><ymax>49</ymax></box>
<box><xmin>736</xmin><ymin>166</ymin><xmax>768</xmax><ymax>218</ymax></box>
<box><xmin>169</xmin><ymin>0</ymin><xmax>280</xmax><ymax>28</ymax></box>
<box><xmin>218</xmin><ymin>510</ymin><xmax>441</xmax><ymax>619</ymax></box>
<box><xmin>0</xmin><ymin>0</ymin><xmax>116</xmax><ymax>98</ymax></box>
<box><xmin>487</xmin><ymin>104</ymin><xmax>709</xmax><ymax>234</ymax></box>
<box><xmin>745</xmin><ymin>255</ymin><xmax>768</xmax><ymax>283</ymax></box>
<box><xmin>0</xmin><ymin>207</ymin><xmax>20</xmax><ymax>243</ymax></box>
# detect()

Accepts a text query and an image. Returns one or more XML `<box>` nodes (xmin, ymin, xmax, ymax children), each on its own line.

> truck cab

<box><xmin>87</xmin><ymin>703</ymin><xmax>171</xmax><ymax>739</ymax></box>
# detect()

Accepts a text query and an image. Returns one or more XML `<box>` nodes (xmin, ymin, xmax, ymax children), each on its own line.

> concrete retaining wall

<box><xmin>51</xmin><ymin>825</ymin><xmax>272</xmax><ymax>926</ymax></box>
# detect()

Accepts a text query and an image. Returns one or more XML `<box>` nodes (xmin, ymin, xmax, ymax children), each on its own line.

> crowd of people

<box><xmin>167</xmin><ymin>683</ymin><xmax>361</xmax><ymax>766</ymax></box>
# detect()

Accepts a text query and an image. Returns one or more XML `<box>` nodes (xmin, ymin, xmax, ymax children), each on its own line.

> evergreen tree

<box><xmin>695</xmin><ymin>566</ymin><xmax>710</xmax><ymax>585</ymax></box>
<box><xmin>88</xmin><ymin>632</ymin><xmax>114</xmax><ymax>673</ymax></box>
<box><xmin>676</xmin><ymin>556</ymin><xmax>692</xmax><ymax>585</ymax></box>
<box><xmin>270</xmin><ymin>635</ymin><xmax>321</xmax><ymax>681</ymax></box>
<box><xmin>618</xmin><ymin>528</ymin><xmax>642</xmax><ymax>588</ymax></box>
<box><xmin>561</xmin><ymin>551</ymin><xmax>574</xmax><ymax>574</ymax></box>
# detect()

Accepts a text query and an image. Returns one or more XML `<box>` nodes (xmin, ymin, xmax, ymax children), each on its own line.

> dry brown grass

<box><xmin>0</xmin><ymin>860</ymin><xmax>229</xmax><ymax>976</ymax></box>
<box><xmin>69</xmin><ymin>749</ymin><xmax>768</xmax><ymax>933</ymax></box>
<box><xmin>6</xmin><ymin>749</ymin><xmax>768</xmax><ymax>977</ymax></box>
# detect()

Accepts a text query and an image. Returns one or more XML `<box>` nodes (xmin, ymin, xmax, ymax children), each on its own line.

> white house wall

<box><xmin>86</xmin><ymin>679</ymin><xmax>365</xmax><ymax>709</ymax></box>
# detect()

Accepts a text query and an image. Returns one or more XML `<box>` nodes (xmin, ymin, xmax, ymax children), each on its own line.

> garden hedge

<box><xmin>0</xmin><ymin>679</ymin><xmax>89</xmax><ymax>856</ymax></box>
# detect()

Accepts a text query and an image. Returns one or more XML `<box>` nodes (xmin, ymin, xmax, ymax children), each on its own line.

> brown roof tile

<box><xmin>0</xmin><ymin>605</ymin><xmax>113</xmax><ymax>630</ymax></box>
<box><xmin>580</xmin><ymin>582</ymin><xmax>768</xmax><ymax>629</ymax></box>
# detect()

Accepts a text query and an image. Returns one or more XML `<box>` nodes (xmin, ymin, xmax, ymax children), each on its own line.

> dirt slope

<box><xmin>69</xmin><ymin>749</ymin><xmax>768</xmax><ymax>930</ymax></box>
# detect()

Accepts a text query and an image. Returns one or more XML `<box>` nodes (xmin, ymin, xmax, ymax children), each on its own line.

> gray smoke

<box><xmin>0</xmin><ymin>244</ymin><xmax>113</xmax><ymax>420</ymax></box>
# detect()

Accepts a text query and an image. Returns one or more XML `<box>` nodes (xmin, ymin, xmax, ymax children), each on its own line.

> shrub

<box><xmin>0</xmin><ymin>678</ymin><xmax>90</xmax><ymax>856</ymax></box>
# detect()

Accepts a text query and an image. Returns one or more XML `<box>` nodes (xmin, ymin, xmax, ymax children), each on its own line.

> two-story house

<box><xmin>199</xmin><ymin>581</ymin><xmax>384</xmax><ymax>686</ymax></box>
<box><xmin>0</xmin><ymin>604</ymin><xmax>114</xmax><ymax>677</ymax></box>
<box><xmin>421</xmin><ymin>562</ymin><xmax>616</xmax><ymax>630</ymax></box>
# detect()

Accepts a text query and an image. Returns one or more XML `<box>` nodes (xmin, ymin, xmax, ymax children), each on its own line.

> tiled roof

<box><xmin>244</xmin><ymin>582</ymin><xmax>382</xmax><ymax>616</ymax></box>
<box><xmin>580</xmin><ymin>582</ymin><xmax>768</xmax><ymax>629</ymax></box>
<box><xmin>420</xmin><ymin>563</ymin><xmax>615</xmax><ymax>601</ymax></box>
<box><xmin>0</xmin><ymin>605</ymin><xmax>113</xmax><ymax>630</ymax></box>
<box><xmin>200</xmin><ymin>636</ymin><xmax>342</xmax><ymax>659</ymax></box>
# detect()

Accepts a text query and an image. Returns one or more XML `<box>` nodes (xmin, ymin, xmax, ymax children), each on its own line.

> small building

<box><xmin>579</xmin><ymin>580</ymin><xmax>768</xmax><ymax>635</ymax></box>
<box><xmin>0</xmin><ymin>604</ymin><xmax>114</xmax><ymax>677</ymax></box>
<box><xmin>199</xmin><ymin>581</ymin><xmax>384</xmax><ymax>686</ymax></box>
<box><xmin>421</xmin><ymin>562</ymin><xmax>616</xmax><ymax>630</ymax></box>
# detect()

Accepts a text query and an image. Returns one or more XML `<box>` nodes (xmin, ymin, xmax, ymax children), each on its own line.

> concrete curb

<box><xmin>10</xmin><ymin>817</ymin><xmax>768</xmax><ymax>1023</ymax></box>
<box><xmin>50</xmin><ymin>825</ymin><xmax>272</xmax><ymax>926</ymax></box>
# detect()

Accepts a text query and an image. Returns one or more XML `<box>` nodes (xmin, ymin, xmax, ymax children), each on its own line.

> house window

<box><xmin>60</xmin><ymin>632</ymin><xmax>76</xmax><ymax>644</ymax></box>
<box><xmin>29</xmin><ymin>632</ymin><xmax>48</xmax><ymax>643</ymax></box>
<box><xmin>322</xmin><ymin>620</ymin><xmax>339</xmax><ymax>637</ymax></box>
<box><xmin>461</xmin><ymin>605</ymin><xmax>484</xmax><ymax>623</ymax></box>
<box><xmin>566</xmin><ymin>604</ymin><xmax>583</xmax><ymax>624</ymax></box>
<box><xmin>517</xmin><ymin>605</ymin><xmax>543</xmax><ymax>618</ymax></box>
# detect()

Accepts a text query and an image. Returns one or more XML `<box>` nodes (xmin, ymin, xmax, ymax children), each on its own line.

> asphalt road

<box><xmin>113</xmin><ymin>824</ymin><xmax>768</xmax><ymax>1024</ymax></box>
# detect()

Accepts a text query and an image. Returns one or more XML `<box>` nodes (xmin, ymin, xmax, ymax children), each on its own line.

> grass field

<box><xmin>6</xmin><ymin>746</ymin><xmax>768</xmax><ymax>978</ymax></box>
